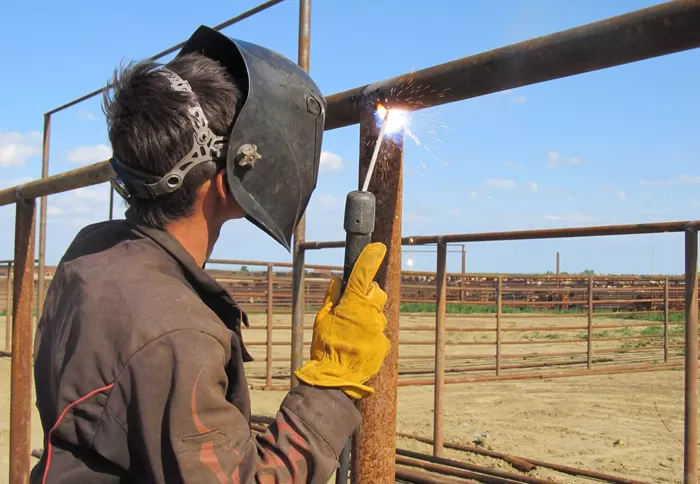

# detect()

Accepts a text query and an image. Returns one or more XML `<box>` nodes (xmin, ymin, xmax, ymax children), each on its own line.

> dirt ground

<box><xmin>0</xmin><ymin>313</ymin><xmax>691</xmax><ymax>483</ymax></box>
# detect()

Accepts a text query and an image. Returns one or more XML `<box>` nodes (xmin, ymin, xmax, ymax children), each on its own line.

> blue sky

<box><xmin>1</xmin><ymin>0</ymin><xmax>699</xmax><ymax>275</ymax></box>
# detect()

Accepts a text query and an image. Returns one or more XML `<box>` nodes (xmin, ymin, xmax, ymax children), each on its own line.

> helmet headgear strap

<box><xmin>109</xmin><ymin>68</ymin><xmax>225</xmax><ymax>201</ymax></box>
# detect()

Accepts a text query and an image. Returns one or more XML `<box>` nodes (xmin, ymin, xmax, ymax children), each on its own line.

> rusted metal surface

<box><xmin>398</xmin><ymin>362</ymin><xmax>681</xmax><ymax>386</ymax></box>
<box><xmin>10</xmin><ymin>197</ymin><xmax>36</xmax><ymax>484</ymax></box>
<box><xmin>397</xmin><ymin>448</ymin><xmax>553</xmax><ymax>484</ymax></box>
<box><xmin>394</xmin><ymin>466</ymin><xmax>466</xmax><ymax>484</ymax></box>
<box><xmin>302</xmin><ymin>221</ymin><xmax>700</xmax><ymax>250</ymax></box>
<box><xmin>664</xmin><ymin>277</ymin><xmax>670</xmax><ymax>363</ymax></box>
<box><xmin>44</xmin><ymin>0</ymin><xmax>286</xmax><ymax>116</ymax></box>
<box><xmin>684</xmin><ymin>227</ymin><xmax>698</xmax><ymax>484</ymax></box>
<box><xmin>108</xmin><ymin>187</ymin><xmax>114</xmax><ymax>220</ymax></box>
<box><xmin>36</xmin><ymin>114</ymin><xmax>51</xmax><ymax>319</ymax></box>
<box><xmin>433</xmin><ymin>241</ymin><xmax>447</xmax><ymax>457</ymax></box>
<box><xmin>396</xmin><ymin>457</ymin><xmax>514</xmax><ymax>484</ymax></box>
<box><xmin>350</xmin><ymin>100</ymin><xmax>403</xmax><ymax>484</ymax></box>
<box><xmin>0</xmin><ymin>161</ymin><xmax>112</xmax><ymax>207</ymax></box>
<box><xmin>587</xmin><ymin>276</ymin><xmax>594</xmax><ymax>369</ymax></box>
<box><xmin>398</xmin><ymin>432</ymin><xmax>534</xmax><ymax>473</ymax></box>
<box><xmin>398</xmin><ymin>432</ymin><xmax>649</xmax><ymax>484</ymax></box>
<box><xmin>324</xmin><ymin>0</ymin><xmax>700</xmax><ymax>130</ymax></box>
<box><xmin>5</xmin><ymin>262</ymin><xmax>11</xmax><ymax>352</ymax></box>
<box><xmin>496</xmin><ymin>276</ymin><xmax>502</xmax><ymax>376</ymax></box>
<box><xmin>290</xmin><ymin>0</ymin><xmax>312</xmax><ymax>389</ymax></box>
<box><xmin>266</xmin><ymin>264</ymin><xmax>273</xmax><ymax>389</ymax></box>
<box><xmin>36</xmin><ymin>114</ymin><xmax>51</xmax><ymax>322</ymax></box>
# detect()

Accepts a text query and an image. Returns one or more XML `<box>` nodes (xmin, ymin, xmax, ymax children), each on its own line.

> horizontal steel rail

<box><xmin>45</xmin><ymin>0</ymin><xmax>286</xmax><ymax>116</ymax></box>
<box><xmin>0</xmin><ymin>1</ymin><xmax>698</xmax><ymax>204</ymax></box>
<box><xmin>324</xmin><ymin>0</ymin><xmax>700</xmax><ymax>130</ymax></box>
<box><xmin>299</xmin><ymin>221</ymin><xmax>700</xmax><ymax>250</ymax></box>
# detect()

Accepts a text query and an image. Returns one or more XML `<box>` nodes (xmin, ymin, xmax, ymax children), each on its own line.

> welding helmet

<box><xmin>110</xmin><ymin>26</ymin><xmax>326</xmax><ymax>251</ymax></box>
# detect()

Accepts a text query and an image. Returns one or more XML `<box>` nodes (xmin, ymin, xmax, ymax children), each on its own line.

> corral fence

<box><xmin>2</xmin><ymin>1</ymin><xmax>700</xmax><ymax>483</ymax></box>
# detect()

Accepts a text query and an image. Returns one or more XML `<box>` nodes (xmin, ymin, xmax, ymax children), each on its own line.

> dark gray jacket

<box><xmin>30</xmin><ymin>217</ymin><xmax>359</xmax><ymax>483</ymax></box>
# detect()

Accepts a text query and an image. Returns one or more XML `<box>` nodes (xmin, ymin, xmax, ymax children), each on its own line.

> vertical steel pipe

<box><xmin>37</xmin><ymin>114</ymin><xmax>51</xmax><ymax>321</ymax></box>
<box><xmin>290</xmin><ymin>0</ymin><xmax>312</xmax><ymax>388</ymax></box>
<box><xmin>556</xmin><ymin>252</ymin><xmax>560</xmax><ymax>284</ymax></box>
<box><xmin>351</xmin><ymin>100</ymin><xmax>403</xmax><ymax>484</ymax></box>
<box><xmin>460</xmin><ymin>245</ymin><xmax>466</xmax><ymax>301</ymax></box>
<box><xmin>108</xmin><ymin>187</ymin><xmax>115</xmax><ymax>221</ymax></box>
<box><xmin>683</xmin><ymin>227</ymin><xmax>698</xmax><ymax>484</ymax></box>
<box><xmin>266</xmin><ymin>264</ymin><xmax>274</xmax><ymax>389</ymax></box>
<box><xmin>5</xmin><ymin>262</ymin><xmax>11</xmax><ymax>352</ymax></box>
<box><xmin>433</xmin><ymin>241</ymin><xmax>447</xmax><ymax>457</ymax></box>
<box><xmin>664</xmin><ymin>277</ymin><xmax>669</xmax><ymax>363</ymax></box>
<box><xmin>10</xmin><ymin>196</ymin><xmax>36</xmax><ymax>484</ymax></box>
<box><xmin>496</xmin><ymin>276</ymin><xmax>502</xmax><ymax>376</ymax></box>
<box><xmin>587</xmin><ymin>276</ymin><xmax>594</xmax><ymax>369</ymax></box>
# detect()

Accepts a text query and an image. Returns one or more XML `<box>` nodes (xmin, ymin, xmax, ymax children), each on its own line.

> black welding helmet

<box><xmin>110</xmin><ymin>26</ymin><xmax>326</xmax><ymax>251</ymax></box>
<box><xmin>179</xmin><ymin>26</ymin><xmax>326</xmax><ymax>251</ymax></box>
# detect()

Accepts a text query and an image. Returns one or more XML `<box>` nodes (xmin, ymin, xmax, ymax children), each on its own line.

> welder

<box><xmin>30</xmin><ymin>26</ymin><xmax>390</xmax><ymax>483</ymax></box>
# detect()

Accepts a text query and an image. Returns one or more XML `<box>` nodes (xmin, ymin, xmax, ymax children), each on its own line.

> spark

<box><xmin>376</xmin><ymin>103</ymin><xmax>410</xmax><ymax>134</ymax></box>
<box><xmin>406</xmin><ymin>256</ymin><xmax>415</xmax><ymax>268</ymax></box>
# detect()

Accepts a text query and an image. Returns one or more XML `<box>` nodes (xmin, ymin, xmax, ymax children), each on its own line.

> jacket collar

<box><xmin>124</xmin><ymin>211</ymin><xmax>253</xmax><ymax>361</ymax></box>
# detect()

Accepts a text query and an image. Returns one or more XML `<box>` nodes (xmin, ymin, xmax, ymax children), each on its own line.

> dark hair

<box><xmin>102</xmin><ymin>53</ymin><xmax>242</xmax><ymax>227</ymax></box>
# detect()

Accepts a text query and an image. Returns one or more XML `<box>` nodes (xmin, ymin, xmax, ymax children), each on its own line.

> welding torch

<box><xmin>335</xmin><ymin>107</ymin><xmax>390</xmax><ymax>484</ymax></box>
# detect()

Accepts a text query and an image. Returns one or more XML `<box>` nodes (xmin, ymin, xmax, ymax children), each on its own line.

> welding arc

<box><xmin>360</xmin><ymin>108</ymin><xmax>389</xmax><ymax>192</ymax></box>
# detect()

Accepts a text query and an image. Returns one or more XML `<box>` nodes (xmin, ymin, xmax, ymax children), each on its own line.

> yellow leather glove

<box><xmin>294</xmin><ymin>243</ymin><xmax>391</xmax><ymax>399</ymax></box>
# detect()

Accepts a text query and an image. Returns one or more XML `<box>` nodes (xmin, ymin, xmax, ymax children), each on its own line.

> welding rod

<box><xmin>335</xmin><ymin>108</ymin><xmax>388</xmax><ymax>484</ymax></box>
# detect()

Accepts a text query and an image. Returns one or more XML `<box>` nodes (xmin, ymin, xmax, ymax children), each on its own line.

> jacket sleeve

<box><xmin>120</xmin><ymin>328</ymin><xmax>360</xmax><ymax>484</ymax></box>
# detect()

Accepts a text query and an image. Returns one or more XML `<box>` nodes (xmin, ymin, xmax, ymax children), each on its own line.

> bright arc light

<box><xmin>376</xmin><ymin>103</ymin><xmax>409</xmax><ymax>134</ymax></box>
<box><xmin>406</xmin><ymin>256</ymin><xmax>415</xmax><ymax>268</ymax></box>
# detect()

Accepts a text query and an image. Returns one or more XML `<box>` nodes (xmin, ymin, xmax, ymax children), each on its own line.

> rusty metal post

<box><xmin>683</xmin><ymin>227</ymin><xmax>698</xmax><ymax>484</ymax></box>
<box><xmin>290</xmin><ymin>0</ymin><xmax>311</xmax><ymax>388</ymax></box>
<box><xmin>351</xmin><ymin>101</ymin><xmax>403</xmax><ymax>484</ymax></box>
<box><xmin>496</xmin><ymin>276</ymin><xmax>502</xmax><ymax>376</ymax></box>
<box><xmin>36</xmin><ymin>114</ymin><xmax>51</xmax><ymax>321</ymax></box>
<box><xmin>10</xmin><ymin>196</ymin><xmax>36</xmax><ymax>484</ymax></box>
<box><xmin>433</xmin><ymin>241</ymin><xmax>447</xmax><ymax>457</ymax></box>
<box><xmin>664</xmin><ymin>277</ymin><xmax>670</xmax><ymax>363</ymax></box>
<box><xmin>460</xmin><ymin>245</ymin><xmax>466</xmax><ymax>301</ymax></box>
<box><xmin>266</xmin><ymin>264</ymin><xmax>274</xmax><ymax>389</ymax></box>
<box><xmin>5</xmin><ymin>262</ymin><xmax>11</xmax><ymax>352</ymax></box>
<box><xmin>587</xmin><ymin>276</ymin><xmax>594</xmax><ymax>369</ymax></box>
<box><xmin>108</xmin><ymin>186</ymin><xmax>114</xmax><ymax>221</ymax></box>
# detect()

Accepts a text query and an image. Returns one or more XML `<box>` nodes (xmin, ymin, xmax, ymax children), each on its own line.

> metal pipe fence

<box><xmin>1</xmin><ymin>0</ymin><xmax>700</xmax><ymax>482</ymax></box>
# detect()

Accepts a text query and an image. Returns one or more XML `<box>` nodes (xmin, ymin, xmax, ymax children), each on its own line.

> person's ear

<box><xmin>214</xmin><ymin>168</ymin><xmax>228</xmax><ymax>203</ymax></box>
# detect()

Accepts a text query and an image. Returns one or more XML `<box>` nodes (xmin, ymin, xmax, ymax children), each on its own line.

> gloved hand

<box><xmin>294</xmin><ymin>242</ymin><xmax>391</xmax><ymax>399</ymax></box>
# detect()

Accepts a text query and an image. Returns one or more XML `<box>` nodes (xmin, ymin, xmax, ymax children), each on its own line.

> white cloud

<box><xmin>0</xmin><ymin>176</ymin><xmax>34</xmax><ymax>188</ymax></box>
<box><xmin>567</xmin><ymin>195</ymin><xmax>577</xmax><ymax>202</ymax></box>
<box><xmin>512</xmin><ymin>95</ymin><xmax>527</xmax><ymax>104</ymax></box>
<box><xmin>0</xmin><ymin>131</ymin><xmax>42</xmax><ymax>167</ymax></box>
<box><xmin>548</xmin><ymin>150</ymin><xmax>584</xmax><ymax>168</ymax></box>
<box><xmin>77</xmin><ymin>110</ymin><xmax>96</xmax><ymax>121</ymax></box>
<box><xmin>66</xmin><ymin>144</ymin><xmax>112</xmax><ymax>165</ymax></box>
<box><xmin>544</xmin><ymin>212</ymin><xmax>597</xmax><ymax>223</ymax></box>
<box><xmin>469</xmin><ymin>191</ymin><xmax>478</xmax><ymax>199</ymax></box>
<box><xmin>485</xmin><ymin>178</ymin><xmax>515</xmax><ymax>190</ymax></box>
<box><xmin>319</xmin><ymin>151</ymin><xmax>343</xmax><ymax>172</ymax></box>
<box><xmin>528</xmin><ymin>182</ymin><xmax>538</xmax><ymax>191</ymax></box>
<box><xmin>501</xmin><ymin>89</ymin><xmax>512</xmax><ymax>95</ymax></box>
<box><xmin>47</xmin><ymin>206</ymin><xmax>66</xmax><ymax>216</ymax></box>
<box><xmin>618</xmin><ymin>190</ymin><xmax>627</xmax><ymax>201</ymax></box>
<box><xmin>503</xmin><ymin>161</ymin><xmax>523</xmax><ymax>169</ymax></box>
<box><xmin>447</xmin><ymin>209</ymin><xmax>460</xmax><ymax>217</ymax></box>
<box><xmin>693</xmin><ymin>201</ymin><xmax>700</xmax><ymax>207</ymax></box>
<box><xmin>640</xmin><ymin>209</ymin><xmax>659</xmax><ymax>214</ymax></box>
<box><xmin>640</xmin><ymin>175</ymin><xmax>700</xmax><ymax>186</ymax></box>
